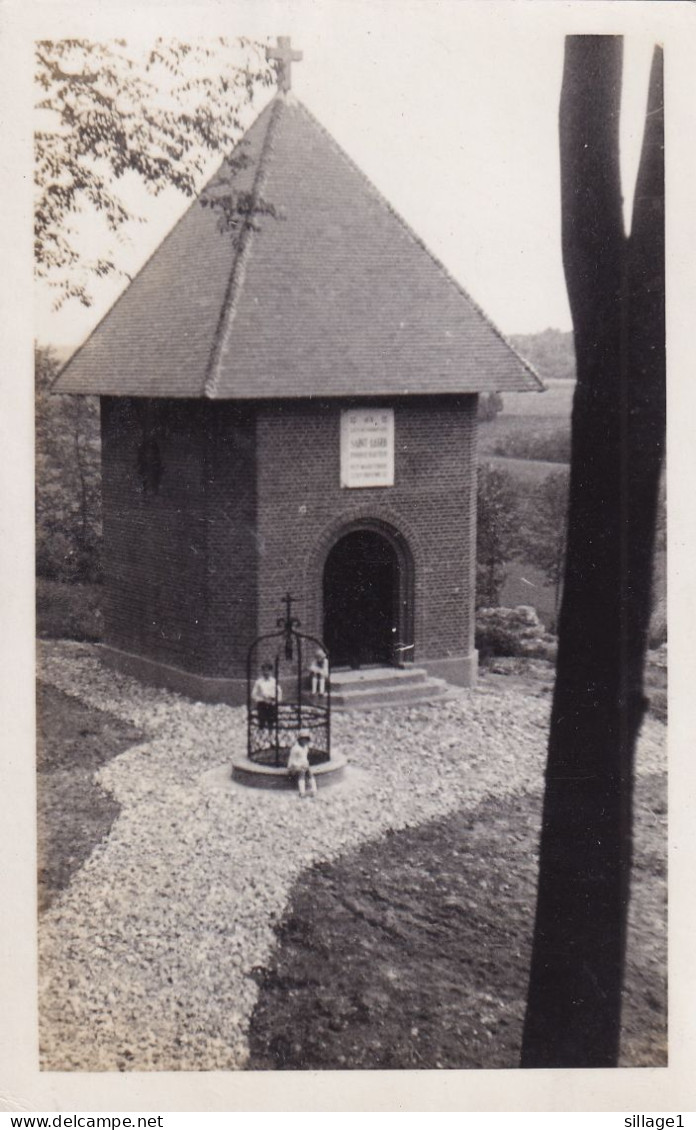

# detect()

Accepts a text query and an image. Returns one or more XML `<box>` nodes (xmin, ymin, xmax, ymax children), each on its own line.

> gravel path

<box><xmin>37</xmin><ymin>640</ymin><xmax>666</xmax><ymax>1072</ymax></box>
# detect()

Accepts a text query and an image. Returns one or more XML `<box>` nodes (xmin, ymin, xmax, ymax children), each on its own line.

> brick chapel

<box><xmin>55</xmin><ymin>39</ymin><xmax>540</xmax><ymax>704</ymax></box>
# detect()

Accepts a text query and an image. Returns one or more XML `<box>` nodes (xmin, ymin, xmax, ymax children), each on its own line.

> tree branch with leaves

<box><xmin>476</xmin><ymin>462</ymin><xmax>522</xmax><ymax>608</ymax></box>
<box><xmin>35</xmin><ymin>37</ymin><xmax>274</xmax><ymax>307</ymax></box>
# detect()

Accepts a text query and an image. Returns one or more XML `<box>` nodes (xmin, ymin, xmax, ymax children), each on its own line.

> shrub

<box><xmin>35</xmin><ymin>346</ymin><xmax>102</xmax><ymax>583</ymax></box>
<box><xmin>475</xmin><ymin>605</ymin><xmax>557</xmax><ymax>663</ymax></box>
<box><xmin>477</xmin><ymin>392</ymin><xmax>504</xmax><ymax>422</ymax></box>
<box><xmin>36</xmin><ymin>579</ymin><xmax>103</xmax><ymax>642</ymax></box>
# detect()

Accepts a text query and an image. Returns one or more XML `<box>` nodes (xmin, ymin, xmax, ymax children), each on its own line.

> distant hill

<box><xmin>509</xmin><ymin>329</ymin><xmax>576</xmax><ymax>382</ymax></box>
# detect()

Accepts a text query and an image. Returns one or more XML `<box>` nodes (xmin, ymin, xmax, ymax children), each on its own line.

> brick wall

<box><xmin>254</xmin><ymin>395</ymin><xmax>477</xmax><ymax>664</ymax></box>
<box><xmin>101</xmin><ymin>393</ymin><xmax>478</xmax><ymax>684</ymax></box>
<box><xmin>102</xmin><ymin>397</ymin><xmax>261</xmax><ymax>679</ymax></box>
<box><xmin>204</xmin><ymin>403</ymin><xmax>258</xmax><ymax>675</ymax></box>
<box><xmin>102</xmin><ymin>397</ymin><xmax>213</xmax><ymax>674</ymax></box>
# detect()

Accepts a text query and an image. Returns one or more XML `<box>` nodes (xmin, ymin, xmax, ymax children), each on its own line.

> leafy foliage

<box><xmin>518</xmin><ymin>468</ymin><xmax>570</xmax><ymax>623</ymax></box>
<box><xmin>35</xmin><ymin>345</ymin><xmax>101</xmax><ymax>581</ymax></box>
<box><xmin>35</xmin><ymin>38</ymin><xmax>274</xmax><ymax>306</ymax></box>
<box><xmin>476</xmin><ymin>463</ymin><xmax>522</xmax><ymax>607</ymax></box>
<box><xmin>476</xmin><ymin>391</ymin><xmax>504</xmax><ymax>423</ymax></box>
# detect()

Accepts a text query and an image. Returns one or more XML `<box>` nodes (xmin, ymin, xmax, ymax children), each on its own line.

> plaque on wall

<box><xmin>340</xmin><ymin>408</ymin><xmax>395</xmax><ymax>488</ymax></box>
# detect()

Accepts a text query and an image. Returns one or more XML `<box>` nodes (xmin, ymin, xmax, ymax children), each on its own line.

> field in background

<box><xmin>478</xmin><ymin>380</ymin><xmax>573</xmax><ymax>461</ymax></box>
<box><xmin>500</xmin><ymin>378</ymin><xmax>575</xmax><ymax>418</ymax></box>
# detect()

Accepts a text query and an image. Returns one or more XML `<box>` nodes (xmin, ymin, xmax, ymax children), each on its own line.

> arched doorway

<box><xmin>323</xmin><ymin>528</ymin><xmax>408</xmax><ymax>668</ymax></box>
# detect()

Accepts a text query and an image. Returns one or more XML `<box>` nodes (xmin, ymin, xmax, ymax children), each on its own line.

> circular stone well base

<box><xmin>230</xmin><ymin>752</ymin><xmax>348</xmax><ymax>790</ymax></box>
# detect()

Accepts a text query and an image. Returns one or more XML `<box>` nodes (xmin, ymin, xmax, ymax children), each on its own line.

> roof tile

<box><xmin>55</xmin><ymin>94</ymin><xmax>542</xmax><ymax>398</ymax></box>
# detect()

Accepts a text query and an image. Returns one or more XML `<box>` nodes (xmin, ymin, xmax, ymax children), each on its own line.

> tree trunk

<box><xmin>521</xmin><ymin>38</ymin><xmax>664</xmax><ymax>1067</ymax></box>
<box><xmin>553</xmin><ymin>533</ymin><xmax>564</xmax><ymax>623</ymax></box>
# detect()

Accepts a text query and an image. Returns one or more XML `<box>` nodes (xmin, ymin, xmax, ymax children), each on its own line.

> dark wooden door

<box><xmin>323</xmin><ymin>530</ymin><xmax>398</xmax><ymax>668</ymax></box>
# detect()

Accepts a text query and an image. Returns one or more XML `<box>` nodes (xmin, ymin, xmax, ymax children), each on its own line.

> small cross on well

<box><xmin>278</xmin><ymin>591</ymin><xmax>301</xmax><ymax>660</ymax></box>
<box><xmin>281</xmin><ymin>591</ymin><xmax>297</xmax><ymax>625</ymax></box>
<box><xmin>266</xmin><ymin>35</ymin><xmax>303</xmax><ymax>93</ymax></box>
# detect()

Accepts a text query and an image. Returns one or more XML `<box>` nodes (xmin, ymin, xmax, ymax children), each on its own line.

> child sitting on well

<box><xmin>287</xmin><ymin>729</ymin><xmax>317</xmax><ymax>798</ymax></box>
<box><xmin>309</xmin><ymin>648</ymin><xmax>329</xmax><ymax>696</ymax></box>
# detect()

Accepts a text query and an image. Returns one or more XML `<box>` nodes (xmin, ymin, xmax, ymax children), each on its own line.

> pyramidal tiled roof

<box><xmin>55</xmin><ymin>93</ymin><xmax>542</xmax><ymax>399</ymax></box>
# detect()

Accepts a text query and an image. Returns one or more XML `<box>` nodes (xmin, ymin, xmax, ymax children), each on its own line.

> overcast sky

<box><xmin>34</xmin><ymin>2</ymin><xmax>660</xmax><ymax>348</ymax></box>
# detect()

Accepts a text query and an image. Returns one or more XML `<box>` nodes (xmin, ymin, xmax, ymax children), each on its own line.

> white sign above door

<box><xmin>340</xmin><ymin>408</ymin><xmax>395</xmax><ymax>488</ymax></box>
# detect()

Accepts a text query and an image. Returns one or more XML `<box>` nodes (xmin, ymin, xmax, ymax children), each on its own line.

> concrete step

<box><xmin>329</xmin><ymin>665</ymin><xmax>430</xmax><ymax>693</ymax></box>
<box><xmin>331</xmin><ymin>675</ymin><xmax>454</xmax><ymax>710</ymax></box>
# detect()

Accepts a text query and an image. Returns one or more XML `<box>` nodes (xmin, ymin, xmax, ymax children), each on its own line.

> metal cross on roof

<box><xmin>266</xmin><ymin>35</ymin><xmax>303</xmax><ymax>93</ymax></box>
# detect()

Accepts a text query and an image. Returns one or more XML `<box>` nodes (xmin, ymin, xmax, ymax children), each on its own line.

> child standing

<box><xmin>252</xmin><ymin>661</ymin><xmax>282</xmax><ymax>731</ymax></box>
<box><xmin>287</xmin><ymin>729</ymin><xmax>317</xmax><ymax>798</ymax></box>
<box><xmin>309</xmin><ymin>648</ymin><xmax>329</xmax><ymax>696</ymax></box>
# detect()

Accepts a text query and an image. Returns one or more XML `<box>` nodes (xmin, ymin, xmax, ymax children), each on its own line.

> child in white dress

<box><xmin>287</xmin><ymin>730</ymin><xmax>317</xmax><ymax>798</ymax></box>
